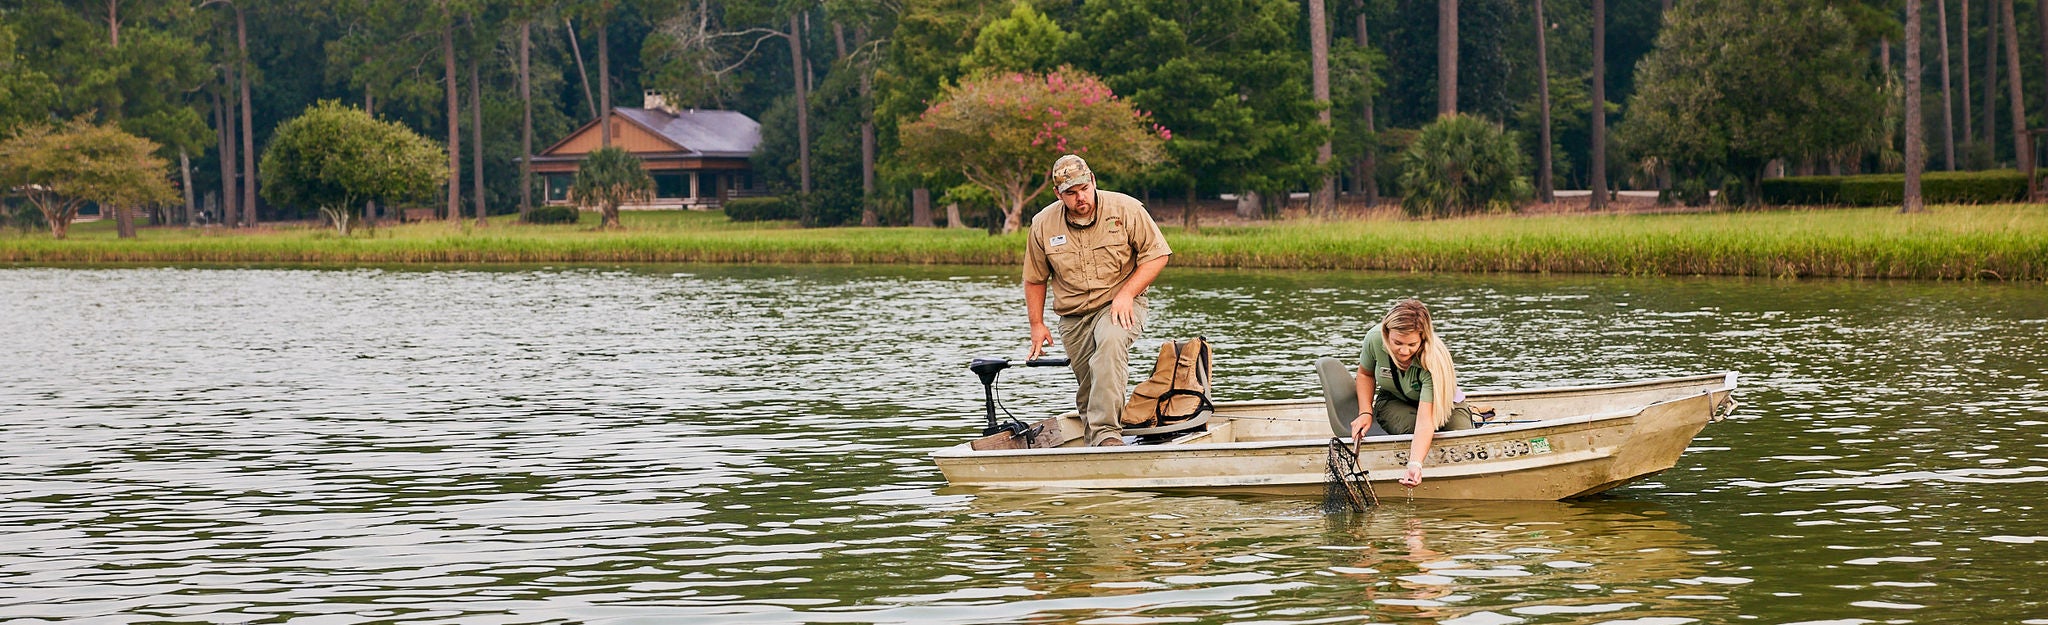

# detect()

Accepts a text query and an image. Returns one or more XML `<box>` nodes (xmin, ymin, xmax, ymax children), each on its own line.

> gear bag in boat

<box><xmin>1123</xmin><ymin>337</ymin><xmax>1215</xmax><ymax>428</ymax></box>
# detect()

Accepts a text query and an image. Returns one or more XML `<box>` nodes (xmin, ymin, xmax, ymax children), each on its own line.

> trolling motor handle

<box><xmin>969</xmin><ymin>356</ymin><xmax>1071</xmax><ymax>436</ymax></box>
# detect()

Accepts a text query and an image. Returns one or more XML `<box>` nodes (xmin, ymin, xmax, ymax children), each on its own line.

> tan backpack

<box><xmin>1122</xmin><ymin>337</ymin><xmax>1215</xmax><ymax>428</ymax></box>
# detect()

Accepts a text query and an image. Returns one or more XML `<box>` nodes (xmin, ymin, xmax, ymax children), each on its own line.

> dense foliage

<box><xmin>520</xmin><ymin>205</ymin><xmax>581</xmax><ymax>224</ymax></box>
<box><xmin>0</xmin><ymin>0</ymin><xmax>2011</xmax><ymax>232</ymax></box>
<box><xmin>260</xmin><ymin>101</ymin><xmax>448</xmax><ymax>235</ymax></box>
<box><xmin>722</xmin><ymin>196</ymin><xmax>799</xmax><ymax>222</ymax></box>
<box><xmin>1619</xmin><ymin>0</ymin><xmax>1889</xmax><ymax>201</ymax></box>
<box><xmin>1761</xmin><ymin>170</ymin><xmax>2032</xmax><ymax>206</ymax></box>
<box><xmin>897</xmin><ymin>68</ymin><xmax>1166</xmax><ymax>233</ymax></box>
<box><xmin>0</xmin><ymin>119</ymin><xmax>177</xmax><ymax>239</ymax></box>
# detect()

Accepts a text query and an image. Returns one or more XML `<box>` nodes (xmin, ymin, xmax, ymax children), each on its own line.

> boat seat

<box><xmin>1316</xmin><ymin>357</ymin><xmax>1387</xmax><ymax>438</ymax></box>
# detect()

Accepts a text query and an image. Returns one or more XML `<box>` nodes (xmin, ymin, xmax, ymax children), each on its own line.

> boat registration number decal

<box><xmin>1396</xmin><ymin>437</ymin><xmax>1554</xmax><ymax>465</ymax></box>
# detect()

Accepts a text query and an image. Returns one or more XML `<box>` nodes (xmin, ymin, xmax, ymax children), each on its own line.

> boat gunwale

<box><xmin>932</xmin><ymin>372</ymin><xmax>1736</xmax><ymax>460</ymax></box>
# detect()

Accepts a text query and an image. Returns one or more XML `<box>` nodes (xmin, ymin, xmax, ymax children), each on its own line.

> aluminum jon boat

<box><xmin>932</xmin><ymin>371</ymin><xmax>1738</xmax><ymax>500</ymax></box>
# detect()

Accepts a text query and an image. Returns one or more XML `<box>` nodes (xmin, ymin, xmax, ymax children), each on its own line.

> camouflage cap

<box><xmin>1049</xmin><ymin>154</ymin><xmax>1094</xmax><ymax>192</ymax></box>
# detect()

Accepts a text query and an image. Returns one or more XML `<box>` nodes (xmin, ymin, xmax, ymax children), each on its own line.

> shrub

<box><xmin>1758</xmin><ymin>176</ymin><xmax>1844</xmax><ymax>205</ymax></box>
<box><xmin>521</xmin><ymin>205</ymin><xmax>580</xmax><ymax>224</ymax></box>
<box><xmin>1397</xmin><ymin>114</ymin><xmax>1532</xmax><ymax>217</ymax></box>
<box><xmin>1761</xmin><ymin>170</ymin><xmax>2028</xmax><ymax>206</ymax></box>
<box><xmin>724</xmin><ymin>196</ymin><xmax>798</xmax><ymax>222</ymax></box>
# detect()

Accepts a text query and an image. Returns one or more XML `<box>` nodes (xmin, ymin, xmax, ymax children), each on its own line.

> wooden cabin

<box><xmin>529</xmin><ymin>93</ymin><xmax>764</xmax><ymax>209</ymax></box>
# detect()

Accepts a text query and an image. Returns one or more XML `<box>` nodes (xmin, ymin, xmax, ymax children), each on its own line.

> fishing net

<box><xmin>1321</xmin><ymin>438</ymin><xmax>1377</xmax><ymax>514</ymax></box>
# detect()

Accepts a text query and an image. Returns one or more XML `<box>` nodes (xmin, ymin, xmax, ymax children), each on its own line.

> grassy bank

<box><xmin>4</xmin><ymin>205</ymin><xmax>2045</xmax><ymax>281</ymax></box>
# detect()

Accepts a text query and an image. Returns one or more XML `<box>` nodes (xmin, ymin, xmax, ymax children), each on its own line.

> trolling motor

<box><xmin>970</xmin><ymin>356</ymin><xmax>1069</xmax><ymax>437</ymax></box>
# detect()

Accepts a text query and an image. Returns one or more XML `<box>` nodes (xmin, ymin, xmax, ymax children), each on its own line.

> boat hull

<box><xmin>932</xmin><ymin>373</ymin><xmax>1737</xmax><ymax>500</ymax></box>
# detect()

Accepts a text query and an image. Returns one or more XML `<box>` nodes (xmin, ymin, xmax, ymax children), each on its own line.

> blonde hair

<box><xmin>1382</xmin><ymin>299</ymin><xmax>1457</xmax><ymax>429</ymax></box>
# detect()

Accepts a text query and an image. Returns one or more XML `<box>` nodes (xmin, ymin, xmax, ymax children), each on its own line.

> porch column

<box><xmin>689</xmin><ymin>172</ymin><xmax>700</xmax><ymax>202</ymax></box>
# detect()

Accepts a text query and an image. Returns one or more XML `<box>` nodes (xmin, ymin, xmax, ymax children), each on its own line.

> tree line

<box><xmin>0</xmin><ymin>0</ymin><xmax>2040</xmax><ymax>237</ymax></box>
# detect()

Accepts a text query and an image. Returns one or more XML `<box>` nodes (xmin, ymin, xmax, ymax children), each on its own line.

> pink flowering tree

<box><xmin>899</xmin><ymin>68</ymin><xmax>1168</xmax><ymax>234</ymax></box>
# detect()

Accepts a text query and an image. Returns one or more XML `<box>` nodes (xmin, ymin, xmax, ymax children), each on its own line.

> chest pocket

<box><xmin>1092</xmin><ymin>237</ymin><xmax>1131</xmax><ymax>283</ymax></box>
<box><xmin>1046</xmin><ymin>243</ymin><xmax>1088</xmax><ymax>282</ymax></box>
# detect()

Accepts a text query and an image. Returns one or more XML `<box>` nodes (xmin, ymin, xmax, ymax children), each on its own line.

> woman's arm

<box><xmin>1401</xmin><ymin>401</ymin><xmax>1436</xmax><ymax>486</ymax></box>
<box><xmin>1348</xmin><ymin>367</ymin><xmax>1376</xmax><ymax>440</ymax></box>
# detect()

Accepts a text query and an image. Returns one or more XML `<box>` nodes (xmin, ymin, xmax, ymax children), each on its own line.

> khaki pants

<box><xmin>1373</xmin><ymin>396</ymin><xmax>1476</xmax><ymax>435</ymax></box>
<box><xmin>1059</xmin><ymin>301</ymin><xmax>1146</xmax><ymax>445</ymax></box>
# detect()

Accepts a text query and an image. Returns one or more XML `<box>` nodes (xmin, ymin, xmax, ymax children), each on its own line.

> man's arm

<box><xmin>1026</xmin><ymin>280</ymin><xmax>1052</xmax><ymax>360</ymax></box>
<box><xmin>1107</xmin><ymin>255</ymin><xmax>1168</xmax><ymax>330</ymax></box>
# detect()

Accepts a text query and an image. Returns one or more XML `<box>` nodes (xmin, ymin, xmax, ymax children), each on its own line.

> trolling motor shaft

<box><xmin>970</xmin><ymin>356</ymin><xmax>1068</xmax><ymax>436</ymax></box>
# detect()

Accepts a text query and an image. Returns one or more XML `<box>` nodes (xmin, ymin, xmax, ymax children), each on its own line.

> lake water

<box><xmin>2</xmin><ymin>265</ymin><xmax>2044</xmax><ymax>624</ymax></box>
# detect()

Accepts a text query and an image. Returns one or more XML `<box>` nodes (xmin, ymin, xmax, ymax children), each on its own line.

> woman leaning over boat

<box><xmin>1348</xmin><ymin>299</ymin><xmax>1477</xmax><ymax>487</ymax></box>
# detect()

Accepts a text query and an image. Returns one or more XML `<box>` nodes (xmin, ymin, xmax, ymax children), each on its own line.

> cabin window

<box><xmin>545</xmin><ymin>174</ymin><xmax>572</xmax><ymax>202</ymax></box>
<box><xmin>653</xmin><ymin>172</ymin><xmax>687</xmax><ymax>199</ymax></box>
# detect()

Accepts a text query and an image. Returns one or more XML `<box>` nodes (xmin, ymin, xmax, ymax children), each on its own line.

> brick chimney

<box><xmin>642</xmin><ymin>90</ymin><xmax>679</xmax><ymax>115</ymax></box>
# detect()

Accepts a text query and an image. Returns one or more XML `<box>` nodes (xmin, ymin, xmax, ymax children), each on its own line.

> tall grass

<box><xmin>4</xmin><ymin>206</ymin><xmax>2044</xmax><ymax>281</ymax></box>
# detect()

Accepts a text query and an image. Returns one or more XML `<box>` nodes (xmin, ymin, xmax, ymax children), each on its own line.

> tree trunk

<box><xmin>911</xmin><ymin>187</ymin><xmax>933</xmax><ymax>227</ymax></box>
<box><xmin>1535</xmin><ymin>0</ymin><xmax>1555</xmax><ymax>203</ymax></box>
<box><xmin>599</xmin><ymin>19</ymin><xmax>611</xmax><ymax>148</ymax></box>
<box><xmin>788</xmin><ymin>15</ymin><xmax>811</xmax><ymax>194</ymax></box>
<box><xmin>1881</xmin><ymin>38</ymin><xmax>1891</xmax><ymax>72</ymax></box>
<box><xmin>445</xmin><ymin>17</ymin><xmax>462</xmax><ymax>222</ymax></box>
<box><xmin>1939</xmin><ymin>0</ymin><xmax>1957</xmax><ymax>170</ymax></box>
<box><xmin>1961</xmin><ymin>0</ymin><xmax>1973</xmax><ymax>146</ymax></box>
<box><xmin>520</xmin><ymin>21</ymin><xmax>533</xmax><ymax>218</ymax></box>
<box><xmin>1003</xmin><ymin>195</ymin><xmax>1025</xmax><ymax>234</ymax></box>
<box><xmin>2000</xmin><ymin>0</ymin><xmax>2029</xmax><ymax>173</ymax></box>
<box><xmin>1906</xmin><ymin>0</ymin><xmax>1926</xmax><ymax>212</ymax></box>
<box><xmin>113</xmin><ymin>203</ymin><xmax>134</xmax><ymax>238</ymax></box>
<box><xmin>1357</xmin><ymin>5</ymin><xmax>1379</xmax><ymax>207</ymax></box>
<box><xmin>1984</xmin><ymin>0</ymin><xmax>1999</xmax><ymax>149</ymax></box>
<box><xmin>471</xmin><ymin>53</ymin><xmax>487</xmax><ymax>226</ymax></box>
<box><xmin>216</xmin><ymin>79</ymin><xmax>237</xmax><ymax>227</ymax></box>
<box><xmin>1589</xmin><ymin>0</ymin><xmax>1607</xmax><ymax>209</ymax></box>
<box><xmin>1310</xmin><ymin>0</ymin><xmax>1335</xmax><ymax>216</ymax></box>
<box><xmin>1437</xmin><ymin>0</ymin><xmax>1457</xmax><ymax>115</ymax></box>
<box><xmin>236</xmin><ymin>7</ymin><xmax>256</xmax><ymax>229</ymax></box>
<box><xmin>1183</xmin><ymin>182</ymin><xmax>1200</xmax><ymax>234</ymax></box>
<box><xmin>180</xmin><ymin>148</ymin><xmax>195</xmax><ymax>227</ymax></box>
<box><xmin>945</xmin><ymin>202</ymin><xmax>963</xmax><ymax>228</ymax></box>
<box><xmin>566</xmin><ymin>18</ymin><xmax>598</xmax><ymax>120</ymax></box>
<box><xmin>366</xmin><ymin>90</ymin><xmax>378</xmax><ymax>223</ymax></box>
<box><xmin>855</xmin><ymin>25</ymin><xmax>878</xmax><ymax>226</ymax></box>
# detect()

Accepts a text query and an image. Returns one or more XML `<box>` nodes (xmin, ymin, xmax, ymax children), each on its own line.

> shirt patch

<box><xmin>1048</xmin><ymin>235</ymin><xmax>1068</xmax><ymax>247</ymax></box>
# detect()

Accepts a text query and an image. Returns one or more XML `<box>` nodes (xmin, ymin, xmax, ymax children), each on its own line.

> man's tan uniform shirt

<box><xmin>1023</xmin><ymin>190</ymin><xmax>1172</xmax><ymax>317</ymax></box>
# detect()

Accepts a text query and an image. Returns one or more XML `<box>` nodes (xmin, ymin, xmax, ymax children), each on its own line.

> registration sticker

<box><xmin>1529</xmin><ymin>437</ymin><xmax>1552</xmax><ymax>454</ymax></box>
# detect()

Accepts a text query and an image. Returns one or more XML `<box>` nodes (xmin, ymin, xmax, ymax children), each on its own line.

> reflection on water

<box><xmin>1</xmin><ymin>265</ymin><xmax>2043</xmax><ymax>623</ymax></box>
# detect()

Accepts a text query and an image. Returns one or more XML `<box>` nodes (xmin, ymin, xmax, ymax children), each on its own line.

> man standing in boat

<box><xmin>1023</xmin><ymin>154</ymin><xmax>1173</xmax><ymax>447</ymax></box>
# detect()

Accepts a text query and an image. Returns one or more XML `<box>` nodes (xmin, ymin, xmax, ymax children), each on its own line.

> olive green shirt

<box><xmin>1359</xmin><ymin>322</ymin><xmax>1435</xmax><ymax>405</ymax></box>
<box><xmin>1022</xmin><ymin>190</ymin><xmax>1172</xmax><ymax>317</ymax></box>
